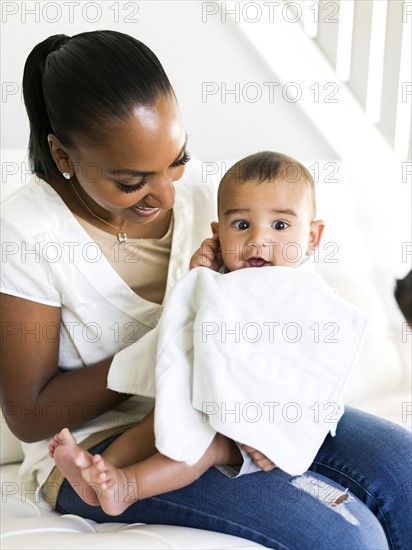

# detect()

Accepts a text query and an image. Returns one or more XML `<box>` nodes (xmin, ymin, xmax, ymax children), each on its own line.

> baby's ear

<box><xmin>306</xmin><ymin>219</ymin><xmax>325</xmax><ymax>255</ymax></box>
<box><xmin>211</xmin><ymin>221</ymin><xmax>219</xmax><ymax>235</ymax></box>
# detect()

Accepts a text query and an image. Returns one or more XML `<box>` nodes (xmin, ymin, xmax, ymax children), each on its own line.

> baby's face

<box><xmin>216</xmin><ymin>177</ymin><xmax>322</xmax><ymax>272</ymax></box>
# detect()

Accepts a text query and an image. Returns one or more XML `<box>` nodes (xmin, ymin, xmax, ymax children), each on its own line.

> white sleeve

<box><xmin>0</xmin><ymin>217</ymin><xmax>61</xmax><ymax>306</ymax></box>
<box><xmin>215</xmin><ymin>443</ymin><xmax>262</xmax><ymax>478</ymax></box>
<box><xmin>107</xmin><ymin>325</ymin><xmax>159</xmax><ymax>397</ymax></box>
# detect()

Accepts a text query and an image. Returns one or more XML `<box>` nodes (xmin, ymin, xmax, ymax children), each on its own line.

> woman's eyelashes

<box><xmin>171</xmin><ymin>150</ymin><xmax>191</xmax><ymax>167</ymax></box>
<box><xmin>115</xmin><ymin>151</ymin><xmax>191</xmax><ymax>193</ymax></box>
<box><xmin>115</xmin><ymin>178</ymin><xmax>148</xmax><ymax>193</ymax></box>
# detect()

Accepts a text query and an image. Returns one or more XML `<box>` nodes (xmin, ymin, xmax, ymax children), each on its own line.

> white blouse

<box><xmin>0</xmin><ymin>159</ymin><xmax>218</xmax><ymax>486</ymax></box>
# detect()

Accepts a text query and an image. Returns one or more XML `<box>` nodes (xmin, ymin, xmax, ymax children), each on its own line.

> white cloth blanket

<box><xmin>108</xmin><ymin>266</ymin><xmax>368</xmax><ymax>476</ymax></box>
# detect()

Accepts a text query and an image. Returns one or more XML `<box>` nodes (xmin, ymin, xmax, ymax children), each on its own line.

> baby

<box><xmin>49</xmin><ymin>151</ymin><xmax>325</xmax><ymax>515</ymax></box>
<box><xmin>190</xmin><ymin>150</ymin><xmax>323</xmax><ymax>272</ymax></box>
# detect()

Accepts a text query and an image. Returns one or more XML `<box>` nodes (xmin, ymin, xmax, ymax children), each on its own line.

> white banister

<box><xmin>298</xmin><ymin>0</ymin><xmax>411</xmax><ymax>158</ymax></box>
<box><xmin>219</xmin><ymin>0</ymin><xmax>410</xmax><ymax>169</ymax></box>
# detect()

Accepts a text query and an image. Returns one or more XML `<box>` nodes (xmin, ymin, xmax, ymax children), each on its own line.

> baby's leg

<box><xmin>79</xmin><ymin>432</ymin><xmax>242</xmax><ymax>516</ymax></box>
<box><xmin>102</xmin><ymin>410</ymin><xmax>157</xmax><ymax>468</ymax></box>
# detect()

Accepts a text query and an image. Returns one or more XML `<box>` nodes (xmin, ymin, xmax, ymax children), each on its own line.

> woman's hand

<box><xmin>242</xmin><ymin>445</ymin><xmax>277</xmax><ymax>472</ymax></box>
<box><xmin>189</xmin><ymin>233</ymin><xmax>223</xmax><ymax>271</ymax></box>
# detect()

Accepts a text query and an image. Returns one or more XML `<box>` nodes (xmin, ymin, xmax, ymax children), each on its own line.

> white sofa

<box><xmin>1</xmin><ymin>150</ymin><xmax>410</xmax><ymax>549</ymax></box>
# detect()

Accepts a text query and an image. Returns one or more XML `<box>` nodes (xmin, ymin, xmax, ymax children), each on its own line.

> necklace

<box><xmin>69</xmin><ymin>180</ymin><xmax>128</xmax><ymax>243</ymax></box>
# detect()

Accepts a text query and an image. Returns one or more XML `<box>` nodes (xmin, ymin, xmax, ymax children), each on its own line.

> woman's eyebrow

<box><xmin>108</xmin><ymin>135</ymin><xmax>188</xmax><ymax>178</ymax></box>
<box><xmin>109</xmin><ymin>167</ymin><xmax>155</xmax><ymax>177</ymax></box>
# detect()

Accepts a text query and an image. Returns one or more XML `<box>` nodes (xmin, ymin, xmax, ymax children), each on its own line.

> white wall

<box><xmin>1</xmin><ymin>0</ymin><xmax>336</xmax><ymax>160</ymax></box>
<box><xmin>1</xmin><ymin>1</ymin><xmax>411</xmax><ymax>425</ymax></box>
<box><xmin>2</xmin><ymin>1</ymin><xmax>410</xmax><ymax>289</ymax></box>
<box><xmin>2</xmin><ymin>1</ymin><xmax>409</xmax><ymax>280</ymax></box>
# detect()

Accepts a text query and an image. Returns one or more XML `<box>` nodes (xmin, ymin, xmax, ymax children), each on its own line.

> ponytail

<box><xmin>23</xmin><ymin>34</ymin><xmax>71</xmax><ymax>181</ymax></box>
<box><xmin>22</xmin><ymin>31</ymin><xmax>175</xmax><ymax>182</ymax></box>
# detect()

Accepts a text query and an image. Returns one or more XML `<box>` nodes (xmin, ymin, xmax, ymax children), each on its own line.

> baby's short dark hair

<box><xmin>218</xmin><ymin>151</ymin><xmax>316</xmax><ymax>217</ymax></box>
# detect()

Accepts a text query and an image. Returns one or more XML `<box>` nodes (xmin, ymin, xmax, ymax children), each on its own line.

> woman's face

<box><xmin>64</xmin><ymin>94</ymin><xmax>188</xmax><ymax>227</ymax></box>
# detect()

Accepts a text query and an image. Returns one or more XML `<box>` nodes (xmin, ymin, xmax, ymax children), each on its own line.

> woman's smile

<box><xmin>128</xmin><ymin>204</ymin><xmax>161</xmax><ymax>218</ymax></box>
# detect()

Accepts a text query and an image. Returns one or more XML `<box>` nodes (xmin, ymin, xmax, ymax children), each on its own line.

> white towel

<box><xmin>109</xmin><ymin>266</ymin><xmax>368</xmax><ymax>476</ymax></box>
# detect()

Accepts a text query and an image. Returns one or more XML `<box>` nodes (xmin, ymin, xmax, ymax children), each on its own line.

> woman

<box><xmin>1</xmin><ymin>30</ymin><xmax>410</xmax><ymax>549</ymax></box>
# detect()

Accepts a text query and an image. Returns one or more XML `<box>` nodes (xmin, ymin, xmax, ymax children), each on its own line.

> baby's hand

<box><xmin>242</xmin><ymin>445</ymin><xmax>277</xmax><ymax>472</ymax></box>
<box><xmin>189</xmin><ymin>234</ymin><xmax>222</xmax><ymax>271</ymax></box>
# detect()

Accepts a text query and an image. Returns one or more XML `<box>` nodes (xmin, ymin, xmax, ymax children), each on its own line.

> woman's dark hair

<box><xmin>22</xmin><ymin>31</ymin><xmax>175</xmax><ymax>181</ymax></box>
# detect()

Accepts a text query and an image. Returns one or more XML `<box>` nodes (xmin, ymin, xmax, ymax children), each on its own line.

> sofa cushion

<box><xmin>0</xmin><ymin>416</ymin><xmax>24</xmax><ymax>465</ymax></box>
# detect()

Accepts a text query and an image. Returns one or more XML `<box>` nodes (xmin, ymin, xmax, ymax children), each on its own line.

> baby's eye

<box><xmin>233</xmin><ymin>220</ymin><xmax>250</xmax><ymax>230</ymax></box>
<box><xmin>273</xmin><ymin>220</ymin><xmax>289</xmax><ymax>230</ymax></box>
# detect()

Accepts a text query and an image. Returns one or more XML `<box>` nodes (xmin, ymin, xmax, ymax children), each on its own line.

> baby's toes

<box><xmin>48</xmin><ymin>436</ymin><xmax>59</xmax><ymax>455</ymax></box>
<box><xmin>88</xmin><ymin>466</ymin><xmax>109</xmax><ymax>489</ymax></box>
<box><xmin>58</xmin><ymin>427</ymin><xmax>76</xmax><ymax>446</ymax></box>
<box><xmin>92</xmin><ymin>454</ymin><xmax>108</xmax><ymax>473</ymax></box>
<box><xmin>74</xmin><ymin>449</ymin><xmax>93</xmax><ymax>468</ymax></box>
<box><xmin>97</xmin><ymin>471</ymin><xmax>109</xmax><ymax>488</ymax></box>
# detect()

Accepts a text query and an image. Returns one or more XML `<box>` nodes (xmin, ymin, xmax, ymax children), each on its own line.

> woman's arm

<box><xmin>0</xmin><ymin>293</ymin><xmax>130</xmax><ymax>443</ymax></box>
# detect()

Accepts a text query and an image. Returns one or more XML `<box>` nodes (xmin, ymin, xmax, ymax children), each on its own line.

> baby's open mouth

<box><xmin>244</xmin><ymin>257</ymin><xmax>271</xmax><ymax>268</ymax></box>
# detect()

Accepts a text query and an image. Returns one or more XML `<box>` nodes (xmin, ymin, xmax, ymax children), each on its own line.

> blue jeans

<box><xmin>56</xmin><ymin>407</ymin><xmax>411</xmax><ymax>549</ymax></box>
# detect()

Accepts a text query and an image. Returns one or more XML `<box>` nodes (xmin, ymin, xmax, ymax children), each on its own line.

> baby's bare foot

<box><xmin>48</xmin><ymin>433</ymin><xmax>60</xmax><ymax>458</ymax></box>
<box><xmin>79</xmin><ymin>454</ymin><xmax>139</xmax><ymax>516</ymax></box>
<box><xmin>51</xmin><ymin>428</ymin><xmax>99</xmax><ymax>506</ymax></box>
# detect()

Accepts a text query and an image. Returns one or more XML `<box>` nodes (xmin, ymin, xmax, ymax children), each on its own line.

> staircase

<box><xmin>216</xmin><ymin>0</ymin><xmax>411</xmax><ymax>322</ymax></box>
<box><xmin>218</xmin><ymin>0</ymin><xmax>411</xmax><ymax>165</ymax></box>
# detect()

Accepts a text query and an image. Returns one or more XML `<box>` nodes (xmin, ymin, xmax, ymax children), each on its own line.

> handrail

<box><xmin>298</xmin><ymin>0</ymin><xmax>411</xmax><ymax>159</ymax></box>
<box><xmin>213</xmin><ymin>0</ymin><xmax>410</xmax><ymax>183</ymax></box>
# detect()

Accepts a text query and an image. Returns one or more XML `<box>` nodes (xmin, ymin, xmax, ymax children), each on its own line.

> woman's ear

<box><xmin>211</xmin><ymin>221</ymin><xmax>219</xmax><ymax>235</ymax></box>
<box><xmin>306</xmin><ymin>219</ymin><xmax>325</xmax><ymax>256</ymax></box>
<box><xmin>47</xmin><ymin>134</ymin><xmax>73</xmax><ymax>175</ymax></box>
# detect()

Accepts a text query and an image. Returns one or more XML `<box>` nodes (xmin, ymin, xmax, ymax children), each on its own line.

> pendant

<box><xmin>117</xmin><ymin>232</ymin><xmax>127</xmax><ymax>243</ymax></box>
